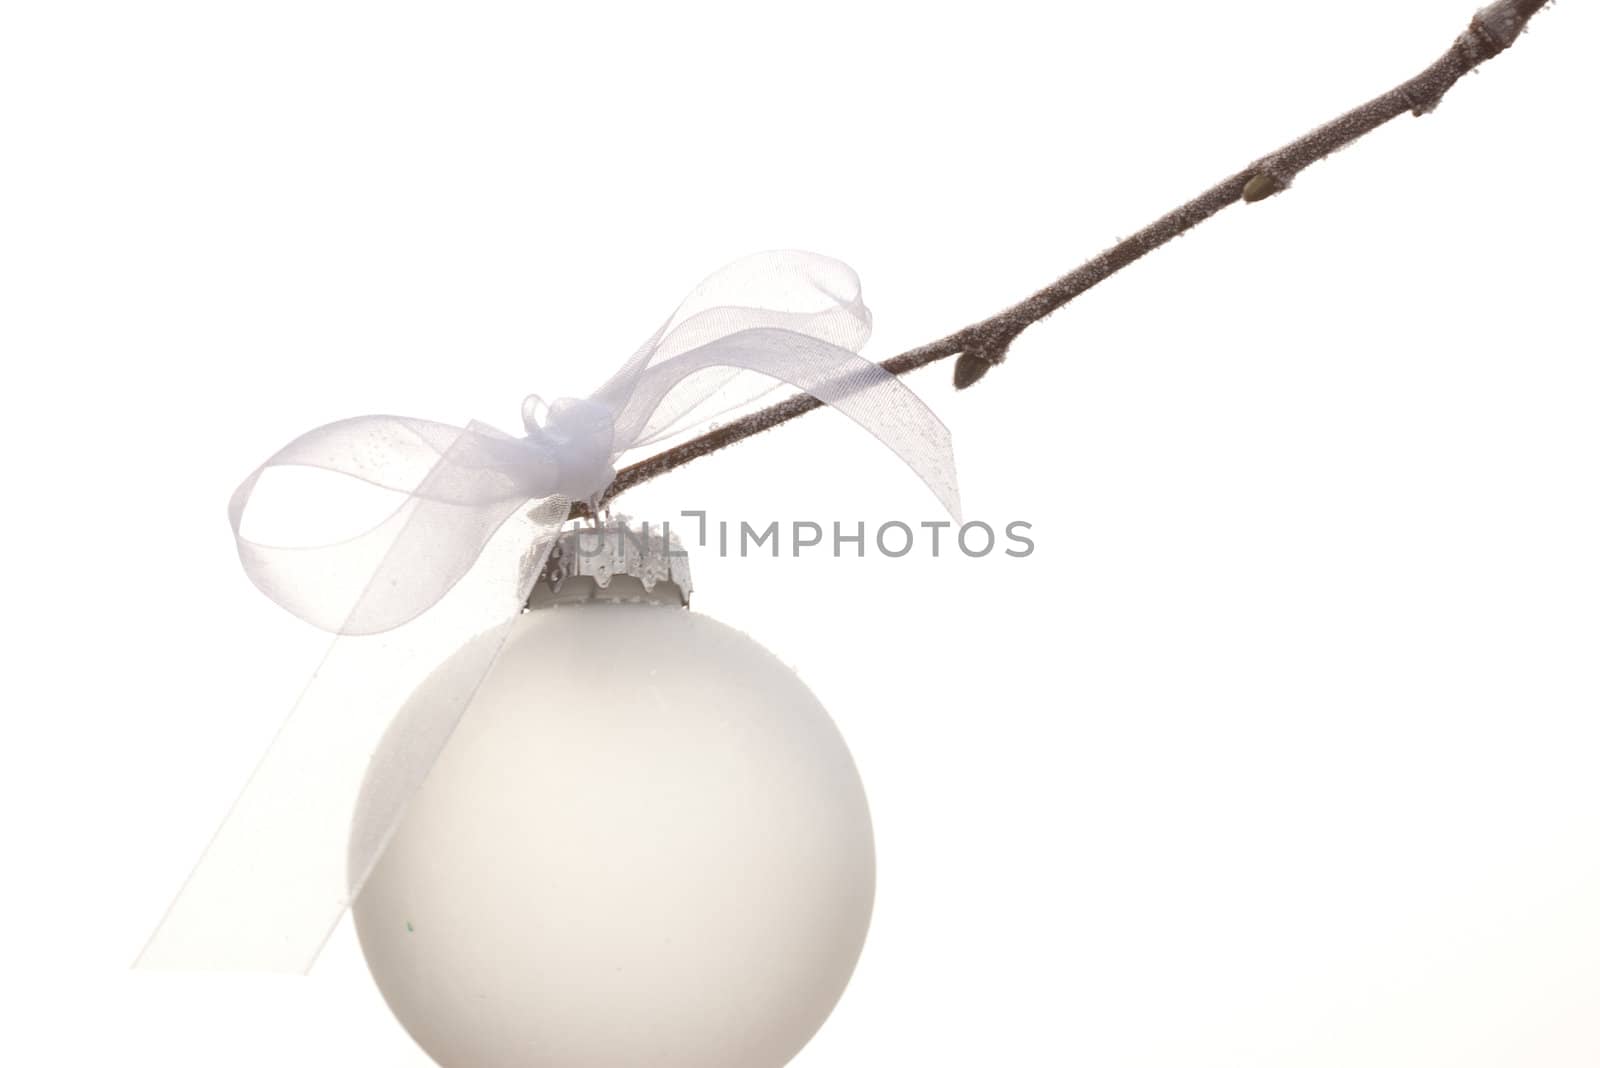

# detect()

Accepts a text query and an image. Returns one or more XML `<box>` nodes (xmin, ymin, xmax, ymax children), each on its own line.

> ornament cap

<box><xmin>527</xmin><ymin>516</ymin><xmax>692</xmax><ymax>609</ymax></box>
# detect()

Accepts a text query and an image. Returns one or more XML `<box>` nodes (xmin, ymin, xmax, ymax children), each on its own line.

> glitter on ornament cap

<box><xmin>527</xmin><ymin>516</ymin><xmax>693</xmax><ymax>609</ymax></box>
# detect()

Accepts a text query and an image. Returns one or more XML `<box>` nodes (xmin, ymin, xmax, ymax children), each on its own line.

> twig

<box><xmin>583</xmin><ymin>0</ymin><xmax>1551</xmax><ymax>519</ymax></box>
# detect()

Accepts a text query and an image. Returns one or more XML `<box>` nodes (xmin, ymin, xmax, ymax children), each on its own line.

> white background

<box><xmin>4</xmin><ymin>1</ymin><xmax>1598</xmax><ymax>1064</ymax></box>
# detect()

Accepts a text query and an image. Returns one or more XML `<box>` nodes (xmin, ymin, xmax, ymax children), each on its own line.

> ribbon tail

<box><xmin>138</xmin><ymin>425</ymin><xmax>569</xmax><ymax>972</ymax></box>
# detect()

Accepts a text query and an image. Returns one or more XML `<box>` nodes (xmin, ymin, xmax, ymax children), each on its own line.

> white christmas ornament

<box><xmin>139</xmin><ymin>251</ymin><xmax>958</xmax><ymax>1068</ymax></box>
<box><xmin>354</xmin><ymin>530</ymin><xmax>874</xmax><ymax>1068</ymax></box>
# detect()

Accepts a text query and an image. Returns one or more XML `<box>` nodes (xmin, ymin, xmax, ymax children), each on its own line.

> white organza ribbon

<box><xmin>138</xmin><ymin>250</ymin><xmax>960</xmax><ymax>973</ymax></box>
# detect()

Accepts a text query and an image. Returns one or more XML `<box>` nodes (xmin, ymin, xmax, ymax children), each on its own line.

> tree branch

<box><xmin>583</xmin><ymin>0</ymin><xmax>1551</xmax><ymax>519</ymax></box>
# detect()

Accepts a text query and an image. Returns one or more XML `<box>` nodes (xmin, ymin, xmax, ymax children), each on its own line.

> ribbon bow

<box><xmin>227</xmin><ymin>250</ymin><xmax>959</xmax><ymax>636</ymax></box>
<box><xmin>140</xmin><ymin>251</ymin><xmax>960</xmax><ymax>973</ymax></box>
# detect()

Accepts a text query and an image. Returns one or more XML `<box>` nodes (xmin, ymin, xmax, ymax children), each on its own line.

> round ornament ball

<box><xmin>351</xmin><ymin>543</ymin><xmax>875</xmax><ymax>1068</ymax></box>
